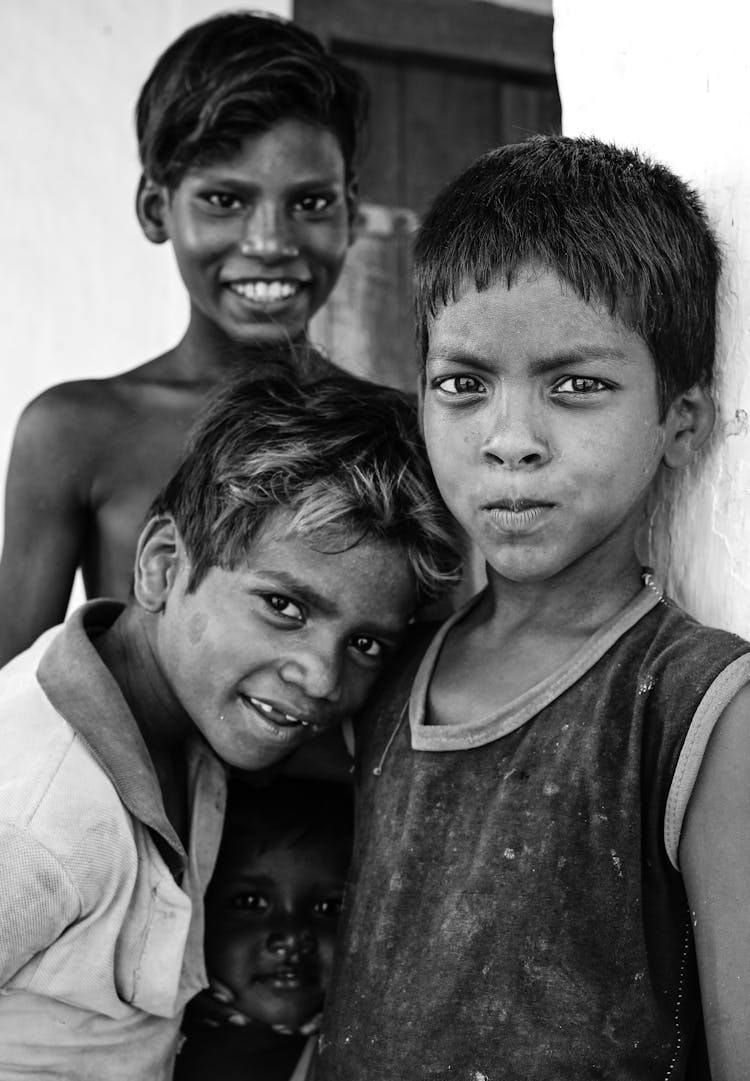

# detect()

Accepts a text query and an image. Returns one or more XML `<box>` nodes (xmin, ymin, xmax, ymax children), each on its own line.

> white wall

<box><xmin>0</xmin><ymin>0</ymin><xmax>290</xmax><ymax>545</ymax></box>
<box><xmin>553</xmin><ymin>0</ymin><xmax>750</xmax><ymax>636</ymax></box>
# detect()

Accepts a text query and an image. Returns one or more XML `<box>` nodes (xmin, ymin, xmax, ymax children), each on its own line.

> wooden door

<box><xmin>299</xmin><ymin>0</ymin><xmax>560</xmax><ymax>391</ymax></box>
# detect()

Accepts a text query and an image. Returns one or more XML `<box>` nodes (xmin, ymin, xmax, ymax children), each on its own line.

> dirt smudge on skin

<box><xmin>187</xmin><ymin>612</ymin><xmax>208</xmax><ymax>645</ymax></box>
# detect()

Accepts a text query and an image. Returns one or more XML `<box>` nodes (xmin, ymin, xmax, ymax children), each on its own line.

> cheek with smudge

<box><xmin>187</xmin><ymin>612</ymin><xmax>208</xmax><ymax>646</ymax></box>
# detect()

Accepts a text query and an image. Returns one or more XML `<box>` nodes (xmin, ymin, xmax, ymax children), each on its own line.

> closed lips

<box><xmin>486</xmin><ymin>499</ymin><xmax>553</xmax><ymax>512</ymax></box>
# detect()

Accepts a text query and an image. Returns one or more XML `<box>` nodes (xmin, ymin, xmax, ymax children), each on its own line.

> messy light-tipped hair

<box><xmin>415</xmin><ymin>135</ymin><xmax>721</xmax><ymax>418</ymax></box>
<box><xmin>150</xmin><ymin>367</ymin><xmax>461</xmax><ymax>603</ymax></box>
<box><xmin>135</xmin><ymin>11</ymin><xmax>369</xmax><ymax>201</ymax></box>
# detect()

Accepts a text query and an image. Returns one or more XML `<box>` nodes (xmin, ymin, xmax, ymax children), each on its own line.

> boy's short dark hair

<box><xmin>218</xmin><ymin>777</ymin><xmax>353</xmax><ymax>865</ymax></box>
<box><xmin>414</xmin><ymin>135</ymin><xmax>721</xmax><ymax>416</ymax></box>
<box><xmin>150</xmin><ymin>362</ymin><xmax>461</xmax><ymax>603</ymax></box>
<box><xmin>136</xmin><ymin>12</ymin><xmax>369</xmax><ymax>195</ymax></box>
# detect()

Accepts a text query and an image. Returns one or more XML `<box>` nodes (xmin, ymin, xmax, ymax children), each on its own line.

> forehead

<box><xmin>232</xmin><ymin>512</ymin><xmax>417</xmax><ymax>618</ymax></box>
<box><xmin>185</xmin><ymin>117</ymin><xmax>346</xmax><ymax>184</ymax></box>
<box><xmin>215</xmin><ymin>833</ymin><xmax>350</xmax><ymax>883</ymax></box>
<box><xmin>427</xmin><ymin>267</ymin><xmax>649</xmax><ymax>367</ymax></box>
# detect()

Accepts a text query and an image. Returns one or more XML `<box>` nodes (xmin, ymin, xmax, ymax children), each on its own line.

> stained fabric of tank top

<box><xmin>317</xmin><ymin>596</ymin><xmax>750</xmax><ymax>1081</ymax></box>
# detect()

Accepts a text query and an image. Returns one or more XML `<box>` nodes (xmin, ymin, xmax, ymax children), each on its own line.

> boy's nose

<box><xmin>279</xmin><ymin>646</ymin><xmax>343</xmax><ymax>704</ymax></box>
<box><xmin>483</xmin><ymin>438</ymin><xmax>547</xmax><ymax>469</ymax></box>
<box><xmin>266</xmin><ymin>927</ymin><xmax>317</xmax><ymax>961</ymax></box>
<box><xmin>239</xmin><ymin>203</ymin><xmax>299</xmax><ymax>259</ymax></box>
<box><xmin>481</xmin><ymin>399</ymin><xmax>550</xmax><ymax>468</ymax></box>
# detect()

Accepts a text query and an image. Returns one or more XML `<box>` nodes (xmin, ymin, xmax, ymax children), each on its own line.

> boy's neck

<box><xmin>171</xmin><ymin>308</ymin><xmax>309</xmax><ymax>383</ymax></box>
<box><xmin>427</xmin><ymin>547</ymin><xmax>646</xmax><ymax>726</ymax></box>
<box><xmin>184</xmin><ymin>1020</ymin><xmax>306</xmax><ymax>1081</ymax></box>
<box><xmin>211</xmin><ymin>1023</ymin><xmax>305</xmax><ymax>1053</ymax></box>
<box><xmin>95</xmin><ymin>606</ymin><xmax>192</xmax><ymax>755</ymax></box>
<box><xmin>95</xmin><ymin>607</ymin><xmax>193</xmax><ymax>842</ymax></box>
<box><xmin>483</xmin><ymin>551</ymin><xmax>644</xmax><ymax>642</ymax></box>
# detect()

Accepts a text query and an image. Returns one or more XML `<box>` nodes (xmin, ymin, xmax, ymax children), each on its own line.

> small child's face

<box><xmin>153</xmin><ymin>511</ymin><xmax>416</xmax><ymax>770</ymax></box>
<box><xmin>204</xmin><ymin>836</ymin><xmax>348</xmax><ymax>1030</ymax></box>
<box><xmin>421</xmin><ymin>266</ymin><xmax>673</xmax><ymax>585</ymax></box>
<box><xmin>156</xmin><ymin>118</ymin><xmax>352</xmax><ymax>343</ymax></box>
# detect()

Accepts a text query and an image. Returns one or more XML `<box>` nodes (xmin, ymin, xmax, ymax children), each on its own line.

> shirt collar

<box><xmin>37</xmin><ymin>600</ymin><xmax>187</xmax><ymax>865</ymax></box>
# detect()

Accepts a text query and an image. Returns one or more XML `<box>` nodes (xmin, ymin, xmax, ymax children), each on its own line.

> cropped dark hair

<box><xmin>415</xmin><ymin>135</ymin><xmax>721</xmax><ymax>417</ymax></box>
<box><xmin>150</xmin><ymin>366</ymin><xmax>461</xmax><ymax>602</ymax></box>
<box><xmin>136</xmin><ymin>11</ymin><xmax>369</xmax><ymax>193</ymax></box>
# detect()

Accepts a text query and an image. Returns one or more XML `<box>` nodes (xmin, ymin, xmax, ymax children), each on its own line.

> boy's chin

<box><xmin>237</xmin><ymin>991</ymin><xmax>324</xmax><ymax>1033</ymax></box>
<box><xmin>219</xmin><ymin>296</ymin><xmax>313</xmax><ymax>346</ymax></box>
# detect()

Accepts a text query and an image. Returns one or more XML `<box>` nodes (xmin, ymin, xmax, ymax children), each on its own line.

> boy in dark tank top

<box><xmin>315</xmin><ymin>137</ymin><xmax>750</xmax><ymax>1081</ymax></box>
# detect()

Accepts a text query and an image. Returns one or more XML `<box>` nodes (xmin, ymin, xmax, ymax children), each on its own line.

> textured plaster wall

<box><xmin>553</xmin><ymin>0</ymin><xmax>750</xmax><ymax>636</ymax></box>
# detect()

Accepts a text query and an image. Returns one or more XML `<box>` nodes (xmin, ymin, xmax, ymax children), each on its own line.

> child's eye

<box><xmin>263</xmin><ymin>594</ymin><xmax>305</xmax><ymax>623</ymax></box>
<box><xmin>553</xmin><ymin>376</ymin><xmax>609</xmax><ymax>395</ymax></box>
<box><xmin>313</xmin><ymin>896</ymin><xmax>344</xmax><ymax>920</ymax></box>
<box><xmin>294</xmin><ymin>193</ymin><xmax>335</xmax><ymax>215</ymax></box>
<box><xmin>349</xmin><ymin>635</ymin><xmax>384</xmax><ymax>660</ymax></box>
<box><xmin>230</xmin><ymin>892</ymin><xmax>270</xmax><ymax>912</ymax></box>
<box><xmin>205</xmin><ymin>191</ymin><xmax>243</xmax><ymax>211</ymax></box>
<box><xmin>434</xmin><ymin>375</ymin><xmax>487</xmax><ymax>396</ymax></box>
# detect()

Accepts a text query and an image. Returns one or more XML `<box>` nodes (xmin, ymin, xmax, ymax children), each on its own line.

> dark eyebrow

<box><xmin>286</xmin><ymin>175</ymin><xmax>345</xmax><ymax>190</ymax></box>
<box><xmin>427</xmin><ymin>345</ymin><xmax>630</xmax><ymax>376</ymax></box>
<box><xmin>425</xmin><ymin>351</ymin><xmax>497</xmax><ymax>374</ymax></box>
<box><xmin>227</xmin><ymin>873</ymin><xmax>273</xmax><ymax>887</ymax></box>
<box><xmin>251</xmin><ymin>568</ymin><xmax>414</xmax><ymax>641</ymax></box>
<box><xmin>251</xmin><ymin>569</ymin><xmax>339</xmax><ymax>618</ymax></box>
<box><xmin>194</xmin><ymin>169</ymin><xmax>344</xmax><ymax>190</ymax></box>
<box><xmin>527</xmin><ymin>347</ymin><xmax>631</xmax><ymax>376</ymax></box>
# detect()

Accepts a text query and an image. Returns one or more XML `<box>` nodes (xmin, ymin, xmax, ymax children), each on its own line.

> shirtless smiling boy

<box><xmin>0</xmin><ymin>13</ymin><xmax>368</xmax><ymax>664</ymax></box>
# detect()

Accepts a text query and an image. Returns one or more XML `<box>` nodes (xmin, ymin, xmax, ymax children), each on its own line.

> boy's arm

<box><xmin>0</xmin><ymin>389</ymin><xmax>89</xmax><ymax>665</ymax></box>
<box><xmin>680</xmin><ymin>682</ymin><xmax>750</xmax><ymax>1081</ymax></box>
<box><xmin>0</xmin><ymin>823</ymin><xmax>80</xmax><ymax>983</ymax></box>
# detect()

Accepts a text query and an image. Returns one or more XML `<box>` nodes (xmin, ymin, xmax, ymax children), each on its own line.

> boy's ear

<box><xmin>133</xmin><ymin>516</ymin><xmax>183</xmax><ymax>612</ymax></box>
<box><xmin>136</xmin><ymin>174</ymin><xmax>170</xmax><ymax>244</ymax></box>
<box><xmin>662</xmin><ymin>383</ymin><xmax>715</xmax><ymax>469</ymax></box>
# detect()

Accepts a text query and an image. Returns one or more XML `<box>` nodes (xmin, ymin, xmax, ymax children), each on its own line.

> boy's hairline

<box><xmin>158</xmin><ymin>509</ymin><xmax>416</xmax><ymax>594</ymax></box>
<box><xmin>143</xmin><ymin>115</ymin><xmax>361</xmax><ymax>197</ymax></box>
<box><xmin>135</xmin><ymin>10</ymin><xmax>370</xmax><ymax>190</ymax></box>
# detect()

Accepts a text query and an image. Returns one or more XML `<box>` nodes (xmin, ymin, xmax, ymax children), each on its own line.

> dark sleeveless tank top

<box><xmin>318</xmin><ymin>590</ymin><xmax>750</xmax><ymax>1081</ymax></box>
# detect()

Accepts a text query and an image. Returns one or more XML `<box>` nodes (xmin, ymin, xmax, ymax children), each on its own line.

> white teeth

<box><xmin>250</xmin><ymin>697</ymin><xmax>273</xmax><ymax>715</ymax></box>
<box><xmin>248</xmin><ymin>697</ymin><xmax>312</xmax><ymax>727</ymax></box>
<box><xmin>230</xmin><ymin>280</ymin><xmax>299</xmax><ymax>303</ymax></box>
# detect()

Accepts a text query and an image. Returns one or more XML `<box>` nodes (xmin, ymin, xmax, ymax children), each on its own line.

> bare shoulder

<box><xmin>680</xmin><ymin>680</ymin><xmax>750</xmax><ymax>857</ymax></box>
<box><xmin>680</xmin><ymin>680</ymin><xmax>750</xmax><ymax>1080</ymax></box>
<box><xmin>689</xmin><ymin>679</ymin><xmax>750</xmax><ymax>799</ymax></box>
<box><xmin>15</xmin><ymin>357</ymin><xmax>181</xmax><ymax>456</ymax></box>
<box><xmin>19</xmin><ymin>375</ymin><xmax>128</xmax><ymax>442</ymax></box>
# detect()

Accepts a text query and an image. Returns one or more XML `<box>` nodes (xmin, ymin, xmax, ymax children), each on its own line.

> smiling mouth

<box><xmin>227</xmin><ymin>280</ymin><xmax>304</xmax><ymax>304</ymax></box>
<box><xmin>242</xmin><ymin>694</ymin><xmax>317</xmax><ymax>731</ymax></box>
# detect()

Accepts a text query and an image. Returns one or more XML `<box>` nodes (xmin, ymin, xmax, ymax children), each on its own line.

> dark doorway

<box><xmin>298</xmin><ymin>0</ymin><xmax>560</xmax><ymax>390</ymax></box>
